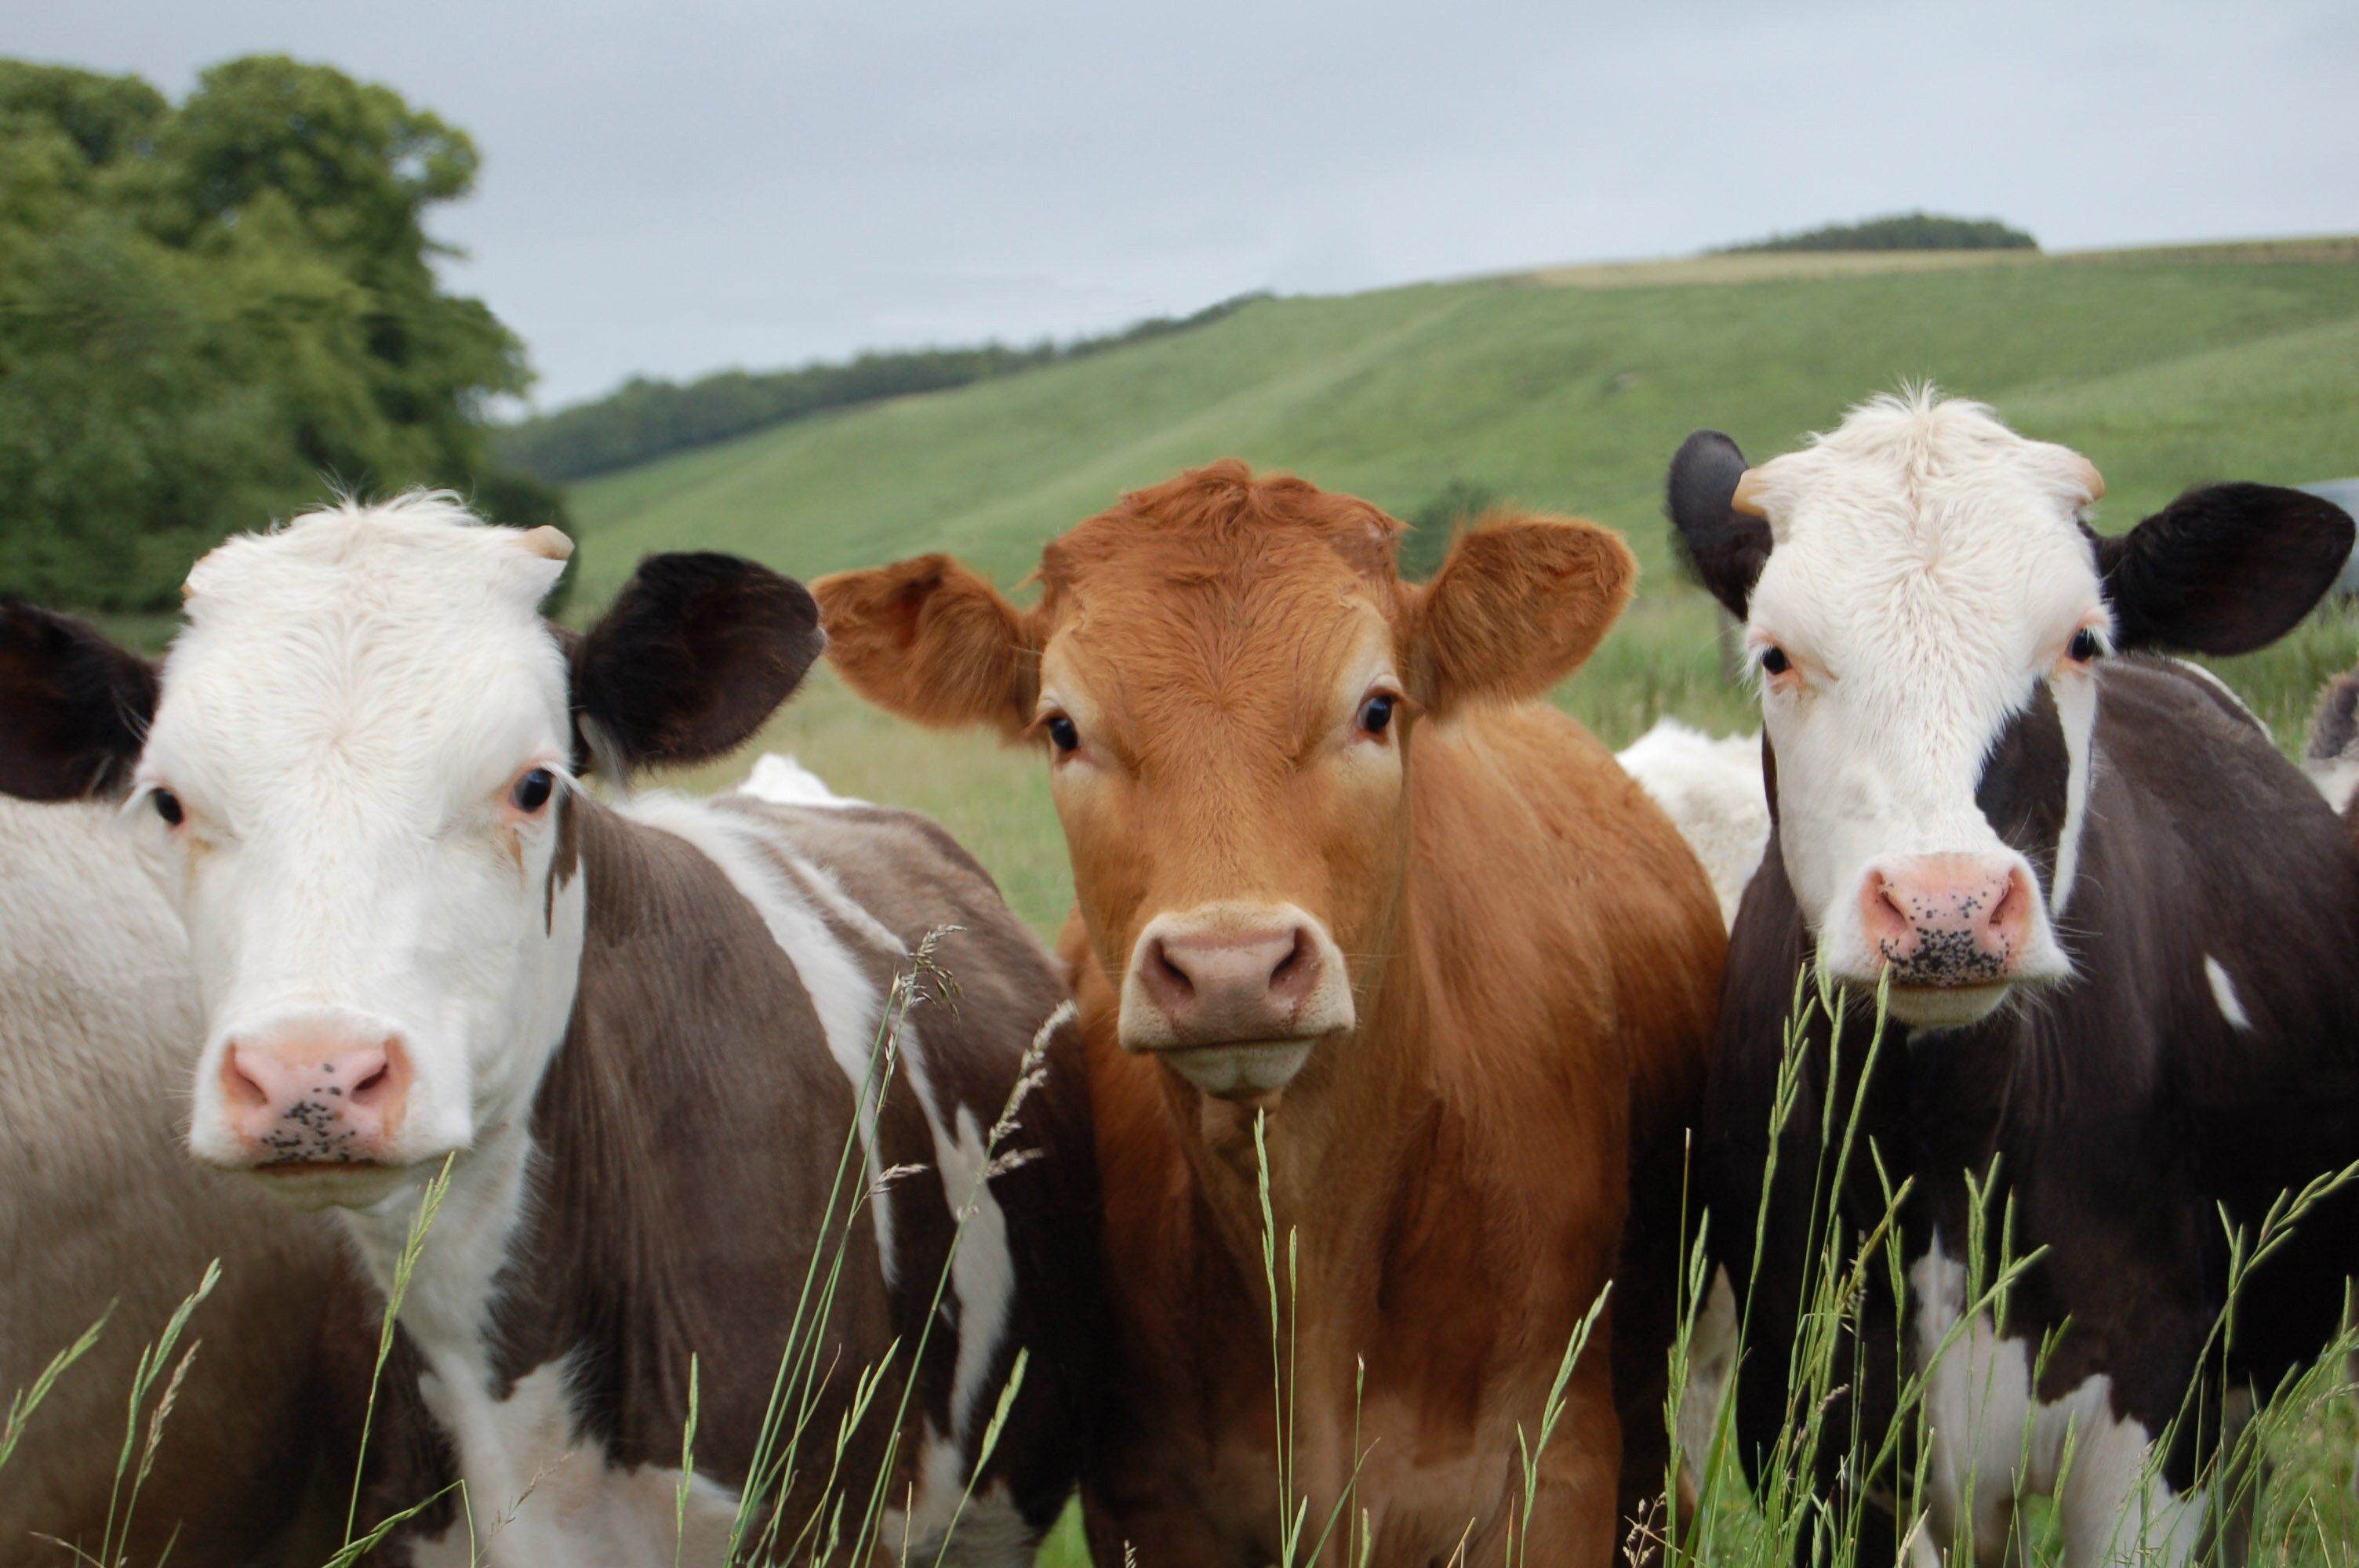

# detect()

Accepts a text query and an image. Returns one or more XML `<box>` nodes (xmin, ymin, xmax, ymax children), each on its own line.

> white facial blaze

<box><xmin>138</xmin><ymin>495</ymin><xmax>583</xmax><ymax>1185</ymax></box>
<box><xmin>1742</xmin><ymin>394</ymin><xmax>2103</xmax><ymax>1018</ymax></box>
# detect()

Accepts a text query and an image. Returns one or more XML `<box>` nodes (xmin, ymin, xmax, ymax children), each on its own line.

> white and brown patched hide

<box><xmin>345</xmin><ymin>783</ymin><xmax>1102</xmax><ymax>1566</ymax></box>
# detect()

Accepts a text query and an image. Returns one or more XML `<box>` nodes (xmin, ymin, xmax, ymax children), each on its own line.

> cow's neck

<box><xmin>333</xmin><ymin>807</ymin><xmax>592</xmax><ymax>1397</ymax></box>
<box><xmin>1170</xmin><ymin>898</ymin><xmax>1432</xmax><ymax>1325</ymax></box>
<box><xmin>340</xmin><ymin>1121</ymin><xmax>543</xmax><ymax>1376</ymax></box>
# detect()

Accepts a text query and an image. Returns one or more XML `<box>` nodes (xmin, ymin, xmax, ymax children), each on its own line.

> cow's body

<box><xmin>1707</xmin><ymin>657</ymin><xmax>2359</xmax><ymax>1563</ymax></box>
<box><xmin>1667</xmin><ymin>392</ymin><xmax>2359</xmax><ymax>1565</ymax></box>
<box><xmin>1616</xmin><ymin>718</ymin><xmax>1768</xmax><ymax>929</ymax></box>
<box><xmin>348</xmin><ymin>786</ymin><xmax>1099</xmax><ymax>1563</ymax></box>
<box><xmin>1074</xmin><ymin>704</ymin><xmax>1719</xmax><ymax>1563</ymax></box>
<box><xmin>0</xmin><ymin>498</ymin><xmax>1102</xmax><ymax>1567</ymax></box>
<box><xmin>814</xmin><ymin>463</ymin><xmax>1725</xmax><ymax>1565</ymax></box>
<box><xmin>1</xmin><ymin>798</ymin><xmax>345</xmax><ymax>1568</ymax></box>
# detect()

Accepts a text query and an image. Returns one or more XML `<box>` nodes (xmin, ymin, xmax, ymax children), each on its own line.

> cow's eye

<box><xmin>511</xmin><ymin>768</ymin><xmax>555</xmax><ymax>813</ymax></box>
<box><xmin>1356</xmin><ymin>693</ymin><xmax>1397</xmax><ymax>737</ymax></box>
<box><xmin>151</xmin><ymin>788</ymin><xmax>184</xmax><ymax>827</ymax></box>
<box><xmin>2069</xmin><ymin>628</ymin><xmax>2103</xmax><ymax>664</ymax></box>
<box><xmin>1045</xmin><ymin>715</ymin><xmax>1080</xmax><ymax>753</ymax></box>
<box><xmin>1757</xmin><ymin>645</ymin><xmax>1792</xmax><ymax>677</ymax></box>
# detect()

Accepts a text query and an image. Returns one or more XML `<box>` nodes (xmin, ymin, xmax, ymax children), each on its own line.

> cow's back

<box><xmin>0</xmin><ymin>799</ymin><xmax>343</xmax><ymax>1568</ymax></box>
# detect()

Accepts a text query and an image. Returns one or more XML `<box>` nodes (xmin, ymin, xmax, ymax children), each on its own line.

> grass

<box><xmin>8</xmin><ymin>914</ymin><xmax>2356</xmax><ymax>1566</ymax></box>
<box><xmin>592</xmin><ymin>236</ymin><xmax>2359</xmax><ymax>935</ymax></box>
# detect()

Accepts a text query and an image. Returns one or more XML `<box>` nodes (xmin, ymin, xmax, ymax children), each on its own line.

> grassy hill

<box><xmin>580</xmin><ymin>238</ymin><xmax>2359</xmax><ymax>935</ymax></box>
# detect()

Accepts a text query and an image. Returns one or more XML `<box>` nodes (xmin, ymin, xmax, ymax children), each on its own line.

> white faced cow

<box><xmin>1669</xmin><ymin>392</ymin><xmax>2359</xmax><ymax>1566</ymax></box>
<box><xmin>0</xmin><ymin>494</ymin><xmax>1102</xmax><ymax>1566</ymax></box>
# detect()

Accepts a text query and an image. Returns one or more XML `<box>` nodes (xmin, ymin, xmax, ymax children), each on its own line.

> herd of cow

<box><xmin>3</xmin><ymin>388</ymin><xmax>2358</xmax><ymax>1568</ymax></box>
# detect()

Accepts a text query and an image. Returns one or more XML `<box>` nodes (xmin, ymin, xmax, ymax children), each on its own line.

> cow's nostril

<box><xmin>221</xmin><ymin>1048</ymin><xmax>269</xmax><ymax>1110</ymax></box>
<box><xmin>1153</xmin><ymin>941</ymin><xmax>1194</xmax><ymax>998</ymax></box>
<box><xmin>1270</xmin><ymin>931</ymin><xmax>1306</xmax><ymax>986</ymax></box>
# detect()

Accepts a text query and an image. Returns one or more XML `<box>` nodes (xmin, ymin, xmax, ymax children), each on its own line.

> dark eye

<box><xmin>1758</xmin><ymin>646</ymin><xmax>1791</xmax><ymax>677</ymax></box>
<box><xmin>151</xmin><ymin>788</ymin><xmax>184</xmax><ymax>827</ymax></box>
<box><xmin>2069</xmin><ymin>628</ymin><xmax>2103</xmax><ymax>663</ymax></box>
<box><xmin>511</xmin><ymin>768</ymin><xmax>555</xmax><ymax>813</ymax></box>
<box><xmin>1356</xmin><ymin>693</ymin><xmax>1396</xmax><ymax>736</ymax></box>
<box><xmin>1045</xmin><ymin>715</ymin><xmax>1079</xmax><ymax>753</ymax></box>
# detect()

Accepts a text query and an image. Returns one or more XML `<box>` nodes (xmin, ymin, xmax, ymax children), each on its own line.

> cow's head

<box><xmin>1668</xmin><ymin>391</ymin><xmax>2350</xmax><ymax>1028</ymax></box>
<box><xmin>0</xmin><ymin>494</ymin><xmax>820</xmax><ymax>1209</ymax></box>
<box><xmin>815</xmin><ymin>461</ymin><xmax>1630</xmax><ymax>1102</ymax></box>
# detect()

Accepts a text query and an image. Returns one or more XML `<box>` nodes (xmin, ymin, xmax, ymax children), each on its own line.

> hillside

<box><xmin>575</xmin><ymin>238</ymin><xmax>2359</xmax><ymax>932</ymax></box>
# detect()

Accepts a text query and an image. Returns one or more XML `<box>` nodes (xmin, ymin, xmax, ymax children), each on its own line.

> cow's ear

<box><xmin>811</xmin><ymin>556</ymin><xmax>1038</xmax><ymax>739</ymax></box>
<box><xmin>1408</xmin><ymin>517</ymin><xmax>1634</xmax><ymax>718</ymax></box>
<box><xmin>0</xmin><ymin>602</ymin><xmax>158</xmax><ymax>801</ymax></box>
<box><xmin>569</xmin><ymin>554</ymin><xmax>823</xmax><ymax>775</ymax></box>
<box><xmin>2097</xmin><ymin>485</ymin><xmax>2354</xmax><ymax>655</ymax></box>
<box><xmin>1666</xmin><ymin>430</ymin><xmax>1772</xmax><ymax>620</ymax></box>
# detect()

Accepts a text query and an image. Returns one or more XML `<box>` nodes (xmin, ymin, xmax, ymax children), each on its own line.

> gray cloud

<box><xmin>18</xmin><ymin>0</ymin><xmax>2357</xmax><ymax>405</ymax></box>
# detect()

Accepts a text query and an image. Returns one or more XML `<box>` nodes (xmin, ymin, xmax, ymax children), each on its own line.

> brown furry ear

<box><xmin>812</xmin><ymin>556</ymin><xmax>1038</xmax><ymax>737</ymax></box>
<box><xmin>1409</xmin><ymin>517</ymin><xmax>1634</xmax><ymax>718</ymax></box>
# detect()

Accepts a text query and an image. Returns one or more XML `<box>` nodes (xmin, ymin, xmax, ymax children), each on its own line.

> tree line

<box><xmin>1718</xmin><ymin>211</ymin><xmax>2037</xmax><ymax>253</ymax></box>
<box><xmin>495</xmin><ymin>293</ymin><xmax>1271</xmax><ymax>484</ymax></box>
<box><xmin>0</xmin><ymin>56</ymin><xmax>562</xmax><ymax>613</ymax></box>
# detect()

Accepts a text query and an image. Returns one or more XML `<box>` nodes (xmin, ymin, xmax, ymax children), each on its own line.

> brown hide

<box><xmin>1</xmin><ymin>800</ymin><xmax>347</xmax><ymax>1568</ymax></box>
<box><xmin>816</xmin><ymin>463</ymin><xmax>1724</xmax><ymax>1564</ymax></box>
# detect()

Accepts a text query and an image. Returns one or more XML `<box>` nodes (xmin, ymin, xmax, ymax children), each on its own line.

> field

<box><xmin>602</xmin><ymin>241</ymin><xmax>2359</xmax><ymax>1564</ymax></box>
<box><xmin>613</xmin><ymin>238</ymin><xmax>2359</xmax><ymax>935</ymax></box>
<box><xmin>19</xmin><ymin>238</ymin><xmax>2359</xmax><ymax>1566</ymax></box>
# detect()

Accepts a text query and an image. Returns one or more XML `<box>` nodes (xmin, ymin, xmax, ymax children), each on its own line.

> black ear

<box><xmin>0</xmin><ymin>602</ymin><xmax>158</xmax><ymax>801</ymax></box>
<box><xmin>1666</xmin><ymin>430</ymin><xmax>1772</xmax><ymax>619</ymax></box>
<box><xmin>2095</xmin><ymin>484</ymin><xmax>2354</xmax><ymax>655</ymax></box>
<box><xmin>569</xmin><ymin>554</ymin><xmax>825</xmax><ymax>775</ymax></box>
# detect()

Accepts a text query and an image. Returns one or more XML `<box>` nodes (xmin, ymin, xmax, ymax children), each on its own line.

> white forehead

<box><xmin>147</xmin><ymin>493</ymin><xmax>568</xmax><ymax>811</ymax></box>
<box><xmin>1745</xmin><ymin>393</ymin><xmax>2103</xmax><ymax>665</ymax></box>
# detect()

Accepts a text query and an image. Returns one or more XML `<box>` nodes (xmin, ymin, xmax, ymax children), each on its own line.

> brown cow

<box><xmin>816</xmin><ymin>462</ymin><xmax>1724</xmax><ymax>1564</ymax></box>
<box><xmin>1</xmin><ymin>797</ymin><xmax>347</xmax><ymax>1568</ymax></box>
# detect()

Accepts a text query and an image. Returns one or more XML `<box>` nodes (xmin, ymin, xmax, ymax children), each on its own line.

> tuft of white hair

<box><xmin>737</xmin><ymin>753</ymin><xmax>867</xmax><ymax>809</ymax></box>
<box><xmin>1617</xmin><ymin>718</ymin><xmax>1769</xmax><ymax>929</ymax></box>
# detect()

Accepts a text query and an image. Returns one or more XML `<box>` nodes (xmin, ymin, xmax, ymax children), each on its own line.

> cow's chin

<box><xmin>1156</xmin><ymin>1040</ymin><xmax>1317</xmax><ymax>1103</ymax></box>
<box><xmin>1882</xmin><ymin>981</ymin><xmax>2018</xmax><ymax>1030</ymax></box>
<box><xmin>243</xmin><ymin>1160</ymin><xmax>423</xmax><ymax>1213</ymax></box>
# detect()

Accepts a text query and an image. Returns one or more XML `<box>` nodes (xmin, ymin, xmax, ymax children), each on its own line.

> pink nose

<box><xmin>1134</xmin><ymin>924</ymin><xmax>1322</xmax><ymax>1046</ymax></box>
<box><xmin>219</xmin><ymin>1035</ymin><xmax>412</xmax><ymax>1166</ymax></box>
<box><xmin>1859</xmin><ymin>855</ymin><xmax>2035</xmax><ymax>985</ymax></box>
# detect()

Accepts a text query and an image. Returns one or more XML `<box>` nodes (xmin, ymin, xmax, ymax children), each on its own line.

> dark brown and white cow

<box><xmin>816</xmin><ymin>464</ymin><xmax>1725</xmax><ymax>1564</ymax></box>
<box><xmin>1669</xmin><ymin>391</ymin><xmax>2359</xmax><ymax>1565</ymax></box>
<box><xmin>0</xmin><ymin>495</ymin><xmax>1102</xmax><ymax>1565</ymax></box>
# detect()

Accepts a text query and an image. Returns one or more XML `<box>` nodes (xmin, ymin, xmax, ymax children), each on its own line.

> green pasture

<box><xmin>624</xmin><ymin>239</ymin><xmax>2359</xmax><ymax>937</ymax></box>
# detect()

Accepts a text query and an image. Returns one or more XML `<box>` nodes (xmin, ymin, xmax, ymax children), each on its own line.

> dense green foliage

<box><xmin>1721</xmin><ymin>210</ymin><xmax>2038</xmax><ymax>252</ymax></box>
<box><xmin>493</xmin><ymin>292</ymin><xmax>1270</xmax><ymax>483</ymax></box>
<box><xmin>0</xmin><ymin>56</ymin><xmax>546</xmax><ymax>611</ymax></box>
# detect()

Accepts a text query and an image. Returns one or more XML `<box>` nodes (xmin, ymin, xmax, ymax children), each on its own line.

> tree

<box><xmin>0</xmin><ymin>57</ymin><xmax>547</xmax><ymax>611</ymax></box>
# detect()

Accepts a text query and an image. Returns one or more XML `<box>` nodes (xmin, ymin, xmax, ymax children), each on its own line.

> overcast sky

<box><xmin>20</xmin><ymin>0</ymin><xmax>2357</xmax><ymax>408</ymax></box>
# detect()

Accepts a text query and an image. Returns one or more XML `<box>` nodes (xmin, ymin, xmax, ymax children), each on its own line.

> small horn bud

<box><xmin>1730</xmin><ymin>470</ymin><xmax>1768</xmax><ymax>519</ymax></box>
<box><xmin>520</xmin><ymin>526</ymin><xmax>574</xmax><ymax>562</ymax></box>
<box><xmin>2070</xmin><ymin>455</ymin><xmax>2105</xmax><ymax>503</ymax></box>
